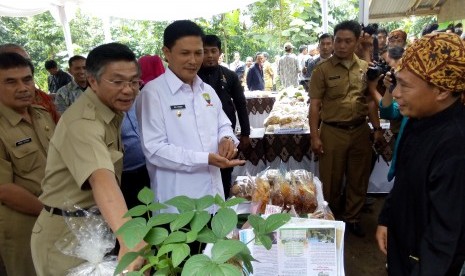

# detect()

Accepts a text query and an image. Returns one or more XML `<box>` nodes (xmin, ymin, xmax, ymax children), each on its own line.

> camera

<box><xmin>361</xmin><ymin>23</ymin><xmax>379</xmax><ymax>36</ymax></box>
<box><xmin>366</xmin><ymin>61</ymin><xmax>391</xmax><ymax>81</ymax></box>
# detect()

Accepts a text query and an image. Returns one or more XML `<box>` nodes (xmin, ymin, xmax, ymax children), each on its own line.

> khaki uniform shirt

<box><xmin>0</xmin><ymin>103</ymin><xmax>55</xmax><ymax>194</ymax></box>
<box><xmin>39</xmin><ymin>88</ymin><xmax>124</xmax><ymax>209</ymax></box>
<box><xmin>310</xmin><ymin>54</ymin><xmax>369</xmax><ymax>123</ymax></box>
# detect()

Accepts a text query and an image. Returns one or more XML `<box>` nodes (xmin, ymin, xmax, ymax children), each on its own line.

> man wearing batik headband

<box><xmin>387</xmin><ymin>29</ymin><xmax>407</xmax><ymax>48</ymax></box>
<box><xmin>376</xmin><ymin>33</ymin><xmax>465</xmax><ymax>276</ymax></box>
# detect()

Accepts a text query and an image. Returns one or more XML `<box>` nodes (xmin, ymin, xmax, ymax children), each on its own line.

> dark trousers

<box><xmin>114</xmin><ymin>165</ymin><xmax>151</xmax><ymax>254</ymax></box>
<box><xmin>221</xmin><ymin>167</ymin><xmax>233</xmax><ymax>199</ymax></box>
<box><xmin>121</xmin><ymin>165</ymin><xmax>151</xmax><ymax>209</ymax></box>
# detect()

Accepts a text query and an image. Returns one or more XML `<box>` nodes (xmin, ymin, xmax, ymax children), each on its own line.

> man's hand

<box><xmin>375</xmin><ymin>225</ymin><xmax>388</xmax><ymax>255</ymax></box>
<box><xmin>311</xmin><ymin>136</ymin><xmax>324</xmax><ymax>156</ymax></box>
<box><xmin>238</xmin><ymin>136</ymin><xmax>251</xmax><ymax>151</ymax></box>
<box><xmin>218</xmin><ymin>136</ymin><xmax>236</xmax><ymax>160</ymax></box>
<box><xmin>383</xmin><ymin>71</ymin><xmax>394</xmax><ymax>89</ymax></box>
<box><xmin>208</xmin><ymin>153</ymin><xmax>246</xmax><ymax>168</ymax></box>
<box><xmin>367</xmin><ymin>74</ymin><xmax>383</xmax><ymax>93</ymax></box>
<box><xmin>374</xmin><ymin>129</ymin><xmax>384</xmax><ymax>144</ymax></box>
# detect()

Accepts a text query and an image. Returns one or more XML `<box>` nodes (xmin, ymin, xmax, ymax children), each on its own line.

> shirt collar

<box><xmin>330</xmin><ymin>53</ymin><xmax>362</xmax><ymax>68</ymax></box>
<box><xmin>0</xmin><ymin>101</ymin><xmax>42</xmax><ymax>126</ymax></box>
<box><xmin>83</xmin><ymin>88</ymin><xmax>121</xmax><ymax>124</ymax></box>
<box><xmin>165</xmin><ymin>67</ymin><xmax>205</xmax><ymax>95</ymax></box>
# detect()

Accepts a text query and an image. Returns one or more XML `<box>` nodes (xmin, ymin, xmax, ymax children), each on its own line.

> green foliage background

<box><xmin>0</xmin><ymin>0</ymin><xmax>451</xmax><ymax>90</ymax></box>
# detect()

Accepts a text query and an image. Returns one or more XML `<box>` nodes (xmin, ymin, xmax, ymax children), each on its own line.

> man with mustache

<box><xmin>0</xmin><ymin>43</ymin><xmax>61</xmax><ymax>123</ymax></box>
<box><xmin>0</xmin><ymin>52</ymin><xmax>56</xmax><ymax>276</ymax></box>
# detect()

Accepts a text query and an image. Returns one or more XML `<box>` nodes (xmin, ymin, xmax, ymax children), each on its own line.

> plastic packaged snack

<box><xmin>55</xmin><ymin>205</ymin><xmax>117</xmax><ymax>276</ymax></box>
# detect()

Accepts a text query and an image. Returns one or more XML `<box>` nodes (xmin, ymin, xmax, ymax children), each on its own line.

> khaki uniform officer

<box><xmin>309</xmin><ymin>20</ymin><xmax>381</xmax><ymax>237</ymax></box>
<box><xmin>0</xmin><ymin>53</ymin><xmax>56</xmax><ymax>276</ymax></box>
<box><xmin>31</xmin><ymin>89</ymin><xmax>124</xmax><ymax>275</ymax></box>
<box><xmin>31</xmin><ymin>43</ymin><xmax>145</xmax><ymax>275</ymax></box>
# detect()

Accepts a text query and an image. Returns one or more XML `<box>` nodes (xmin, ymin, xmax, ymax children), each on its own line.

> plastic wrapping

<box><xmin>55</xmin><ymin>205</ymin><xmax>118</xmax><ymax>276</ymax></box>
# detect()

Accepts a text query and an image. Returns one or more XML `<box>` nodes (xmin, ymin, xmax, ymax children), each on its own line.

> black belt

<box><xmin>43</xmin><ymin>205</ymin><xmax>100</xmax><ymax>217</ymax></box>
<box><xmin>323</xmin><ymin>120</ymin><xmax>366</xmax><ymax>130</ymax></box>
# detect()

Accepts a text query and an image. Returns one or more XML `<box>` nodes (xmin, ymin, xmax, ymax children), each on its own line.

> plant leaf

<box><xmin>181</xmin><ymin>254</ymin><xmax>213</xmax><ymax>276</ymax></box>
<box><xmin>170</xmin><ymin>210</ymin><xmax>195</xmax><ymax>231</ymax></box>
<box><xmin>264</xmin><ymin>213</ymin><xmax>291</xmax><ymax>233</ymax></box>
<box><xmin>186</xmin><ymin>231</ymin><xmax>198</xmax><ymax>243</ymax></box>
<box><xmin>125</xmin><ymin>272</ymin><xmax>142</xmax><ymax>276</ymax></box>
<box><xmin>247</xmin><ymin>215</ymin><xmax>265</xmax><ymax>234</ymax></box>
<box><xmin>214</xmin><ymin>194</ymin><xmax>225</xmax><ymax>207</ymax></box>
<box><xmin>256</xmin><ymin>234</ymin><xmax>273</xmax><ymax>250</ymax></box>
<box><xmin>137</xmin><ymin>187</ymin><xmax>155</xmax><ymax>205</ymax></box>
<box><xmin>224</xmin><ymin>197</ymin><xmax>247</xmax><ymax>207</ymax></box>
<box><xmin>157</xmin><ymin>258</ymin><xmax>171</xmax><ymax>269</ymax></box>
<box><xmin>114</xmin><ymin>251</ymin><xmax>139</xmax><ymax>275</ymax></box>
<box><xmin>190</xmin><ymin>211</ymin><xmax>211</xmax><ymax>232</ymax></box>
<box><xmin>218</xmin><ymin>263</ymin><xmax>242</xmax><ymax>276</ymax></box>
<box><xmin>154</xmin><ymin>267</ymin><xmax>170</xmax><ymax>275</ymax></box>
<box><xmin>195</xmin><ymin>195</ymin><xmax>215</xmax><ymax>210</ymax></box>
<box><xmin>163</xmin><ymin>231</ymin><xmax>187</xmax><ymax>244</ymax></box>
<box><xmin>196</xmin><ymin>227</ymin><xmax>218</xmax><ymax>243</ymax></box>
<box><xmin>211</xmin><ymin>239</ymin><xmax>247</xmax><ymax>264</ymax></box>
<box><xmin>171</xmin><ymin>243</ymin><xmax>190</xmax><ymax>268</ymax></box>
<box><xmin>147</xmin><ymin>202</ymin><xmax>168</xmax><ymax>213</ymax></box>
<box><xmin>144</xmin><ymin>227</ymin><xmax>168</xmax><ymax>246</ymax></box>
<box><xmin>147</xmin><ymin>213</ymin><xmax>178</xmax><ymax>227</ymax></box>
<box><xmin>157</xmin><ymin>244</ymin><xmax>176</xmax><ymax>257</ymax></box>
<box><xmin>116</xmin><ymin>217</ymin><xmax>150</xmax><ymax>249</ymax></box>
<box><xmin>164</xmin><ymin>196</ymin><xmax>196</xmax><ymax>212</ymax></box>
<box><xmin>236</xmin><ymin>251</ymin><xmax>257</xmax><ymax>275</ymax></box>
<box><xmin>124</xmin><ymin>205</ymin><xmax>148</xmax><ymax>218</ymax></box>
<box><xmin>211</xmin><ymin>208</ymin><xmax>237</xmax><ymax>238</ymax></box>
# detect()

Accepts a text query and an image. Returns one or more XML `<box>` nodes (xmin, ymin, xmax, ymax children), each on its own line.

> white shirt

<box><xmin>136</xmin><ymin>68</ymin><xmax>237</xmax><ymax>213</ymax></box>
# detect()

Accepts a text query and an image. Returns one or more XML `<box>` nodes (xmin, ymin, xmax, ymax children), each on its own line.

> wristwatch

<box><xmin>222</xmin><ymin>136</ymin><xmax>234</xmax><ymax>141</ymax></box>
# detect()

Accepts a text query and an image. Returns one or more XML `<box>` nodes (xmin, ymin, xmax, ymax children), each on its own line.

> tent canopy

<box><xmin>0</xmin><ymin>0</ymin><xmax>260</xmax><ymax>56</ymax></box>
<box><xmin>0</xmin><ymin>0</ymin><xmax>259</xmax><ymax>21</ymax></box>
<box><xmin>369</xmin><ymin>0</ymin><xmax>465</xmax><ymax>22</ymax></box>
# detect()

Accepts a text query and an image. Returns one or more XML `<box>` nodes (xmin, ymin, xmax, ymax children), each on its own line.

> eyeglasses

<box><xmin>102</xmin><ymin>78</ymin><xmax>141</xmax><ymax>89</ymax></box>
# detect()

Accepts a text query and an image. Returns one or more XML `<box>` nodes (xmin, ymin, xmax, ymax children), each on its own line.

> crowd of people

<box><xmin>0</xmin><ymin>17</ymin><xmax>464</xmax><ymax>276</ymax></box>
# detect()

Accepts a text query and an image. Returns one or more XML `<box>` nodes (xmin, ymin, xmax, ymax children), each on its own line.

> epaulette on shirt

<box><xmin>82</xmin><ymin>102</ymin><xmax>97</xmax><ymax>121</ymax></box>
<box><xmin>31</xmin><ymin>104</ymin><xmax>49</xmax><ymax>112</ymax></box>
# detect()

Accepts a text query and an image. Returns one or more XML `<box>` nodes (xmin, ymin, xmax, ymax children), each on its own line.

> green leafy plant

<box><xmin>114</xmin><ymin>187</ymin><xmax>290</xmax><ymax>276</ymax></box>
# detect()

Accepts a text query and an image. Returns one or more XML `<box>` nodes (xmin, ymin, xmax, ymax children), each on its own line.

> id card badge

<box><xmin>170</xmin><ymin>104</ymin><xmax>186</xmax><ymax>117</ymax></box>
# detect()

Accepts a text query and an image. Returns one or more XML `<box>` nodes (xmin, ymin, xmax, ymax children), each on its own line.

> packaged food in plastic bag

<box><xmin>309</xmin><ymin>201</ymin><xmax>335</xmax><ymax>220</ymax></box>
<box><xmin>55</xmin><ymin>205</ymin><xmax>118</xmax><ymax>276</ymax></box>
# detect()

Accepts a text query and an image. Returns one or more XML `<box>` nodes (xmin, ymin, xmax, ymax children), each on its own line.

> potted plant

<box><xmin>114</xmin><ymin>187</ymin><xmax>291</xmax><ymax>276</ymax></box>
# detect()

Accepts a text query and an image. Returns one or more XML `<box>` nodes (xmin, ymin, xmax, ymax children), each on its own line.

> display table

<box><xmin>234</xmin><ymin>128</ymin><xmax>319</xmax><ymax>180</ymax></box>
<box><xmin>235</xmin><ymin>127</ymin><xmax>393</xmax><ymax>194</ymax></box>
<box><xmin>245</xmin><ymin>92</ymin><xmax>276</xmax><ymax>128</ymax></box>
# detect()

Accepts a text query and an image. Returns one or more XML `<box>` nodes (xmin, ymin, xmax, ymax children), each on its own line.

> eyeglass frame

<box><xmin>101</xmin><ymin>78</ymin><xmax>141</xmax><ymax>89</ymax></box>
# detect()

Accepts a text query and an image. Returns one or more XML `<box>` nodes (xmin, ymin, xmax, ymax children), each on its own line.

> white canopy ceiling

<box><xmin>0</xmin><ymin>0</ymin><xmax>260</xmax><ymax>21</ymax></box>
<box><xmin>0</xmin><ymin>0</ymin><xmax>260</xmax><ymax>56</ymax></box>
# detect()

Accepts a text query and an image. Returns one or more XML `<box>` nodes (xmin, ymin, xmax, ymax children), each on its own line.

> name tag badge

<box><xmin>170</xmin><ymin>104</ymin><xmax>185</xmax><ymax>118</ymax></box>
<box><xmin>170</xmin><ymin>104</ymin><xmax>186</xmax><ymax>110</ymax></box>
<box><xmin>16</xmin><ymin>137</ymin><xmax>32</xmax><ymax>147</ymax></box>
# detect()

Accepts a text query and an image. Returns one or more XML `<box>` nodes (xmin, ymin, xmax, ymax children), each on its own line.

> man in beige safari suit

<box><xmin>0</xmin><ymin>52</ymin><xmax>56</xmax><ymax>276</ymax></box>
<box><xmin>31</xmin><ymin>43</ymin><xmax>145</xmax><ymax>275</ymax></box>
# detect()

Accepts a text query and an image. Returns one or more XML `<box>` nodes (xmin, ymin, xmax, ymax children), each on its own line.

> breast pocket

<box><xmin>11</xmin><ymin>144</ymin><xmax>41</xmax><ymax>174</ymax></box>
<box><xmin>326</xmin><ymin>78</ymin><xmax>346</xmax><ymax>99</ymax></box>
